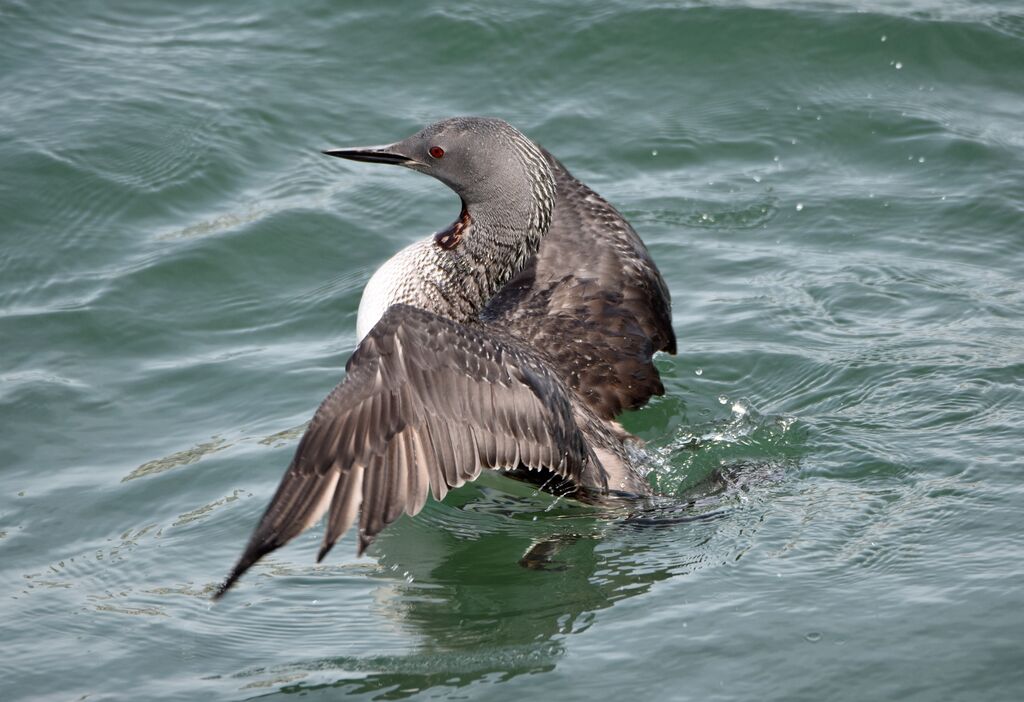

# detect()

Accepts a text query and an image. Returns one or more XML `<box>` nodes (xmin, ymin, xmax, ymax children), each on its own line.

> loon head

<box><xmin>324</xmin><ymin>117</ymin><xmax>554</xmax><ymax>234</ymax></box>
<box><xmin>325</xmin><ymin>118</ymin><xmax>558</xmax><ymax>339</ymax></box>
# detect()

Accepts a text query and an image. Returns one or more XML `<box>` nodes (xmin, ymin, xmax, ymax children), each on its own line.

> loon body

<box><xmin>216</xmin><ymin>118</ymin><xmax>675</xmax><ymax>598</ymax></box>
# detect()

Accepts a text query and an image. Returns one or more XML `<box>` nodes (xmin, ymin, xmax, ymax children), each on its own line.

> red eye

<box><xmin>428</xmin><ymin>146</ymin><xmax>445</xmax><ymax>159</ymax></box>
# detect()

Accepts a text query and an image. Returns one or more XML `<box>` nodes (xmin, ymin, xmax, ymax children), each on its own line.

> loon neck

<box><xmin>428</xmin><ymin>196</ymin><xmax>549</xmax><ymax>324</ymax></box>
<box><xmin>356</xmin><ymin>153</ymin><xmax>556</xmax><ymax>338</ymax></box>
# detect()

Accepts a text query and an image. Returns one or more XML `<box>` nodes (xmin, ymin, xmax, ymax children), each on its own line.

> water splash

<box><xmin>648</xmin><ymin>396</ymin><xmax>802</xmax><ymax>501</ymax></box>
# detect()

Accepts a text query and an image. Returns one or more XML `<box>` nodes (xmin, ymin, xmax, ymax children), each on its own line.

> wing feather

<box><xmin>319</xmin><ymin>463</ymin><xmax>363</xmax><ymax>562</ymax></box>
<box><xmin>215</xmin><ymin>305</ymin><xmax>599</xmax><ymax>598</ymax></box>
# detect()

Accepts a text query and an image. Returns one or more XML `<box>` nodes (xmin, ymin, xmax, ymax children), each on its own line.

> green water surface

<box><xmin>2</xmin><ymin>1</ymin><xmax>1023</xmax><ymax>700</ymax></box>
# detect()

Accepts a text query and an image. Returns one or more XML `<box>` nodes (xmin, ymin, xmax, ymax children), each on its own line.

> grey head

<box><xmin>324</xmin><ymin>117</ymin><xmax>555</xmax><ymax>236</ymax></box>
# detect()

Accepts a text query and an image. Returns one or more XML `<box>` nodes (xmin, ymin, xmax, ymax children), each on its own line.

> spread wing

<box><xmin>215</xmin><ymin>304</ymin><xmax>602</xmax><ymax>598</ymax></box>
<box><xmin>483</xmin><ymin>150</ymin><xmax>676</xmax><ymax>420</ymax></box>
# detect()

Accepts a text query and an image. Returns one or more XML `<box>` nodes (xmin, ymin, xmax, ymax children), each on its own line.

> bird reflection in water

<box><xmin>239</xmin><ymin>460</ymin><xmax>780</xmax><ymax>699</ymax></box>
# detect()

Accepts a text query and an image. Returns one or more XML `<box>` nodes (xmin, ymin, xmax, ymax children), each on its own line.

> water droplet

<box><xmin>881</xmin><ymin>35</ymin><xmax>887</xmax><ymax>42</ymax></box>
<box><xmin>695</xmin><ymin>368</ymin><xmax>703</xmax><ymax>376</ymax></box>
<box><xmin>805</xmin><ymin>632</ymin><xmax>823</xmax><ymax>643</ymax></box>
<box><xmin>895</xmin><ymin>61</ymin><xmax>903</xmax><ymax>70</ymax></box>
<box><xmin>718</xmin><ymin>395</ymin><xmax>728</xmax><ymax>405</ymax></box>
<box><xmin>790</xmin><ymin>138</ymin><xmax>797</xmax><ymax>145</ymax></box>
<box><xmin>941</xmin><ymin>195</ymin><xmax>947</xmax><ymax>201</ymax></box>
<box><xmin>815</xmin><ymin>115</ymin><xmax>822</xmax><ymax>121</ymax></box>
<box><xmin>731</xmin><ymin>401</ymin><xmax>747</xmax><ymax>417</ymax></box>
<box><xmin>795</xmin><ymin>203</ymin><xmax>804</xmax><ymax>211</ymax></box>
<box><xmin>752</xmin><ymin>175</ymin><xmax>761</xmax><ymax>183</ymax></box>
<box><xmin>651</xmin><ymin>149</ymin><xmax>658</xmax><ymax>156</ymax></box>
<box><xmin>918</xmin><ymin>156</ymin><xmax>925</xmax><ymax>163</ymax></box>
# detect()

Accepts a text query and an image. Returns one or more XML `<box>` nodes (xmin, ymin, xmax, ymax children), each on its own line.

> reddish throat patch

<box><xmin>434</xmin><ymin>205</ymin><xmax>471</xmax><ymax>250</ymax></box>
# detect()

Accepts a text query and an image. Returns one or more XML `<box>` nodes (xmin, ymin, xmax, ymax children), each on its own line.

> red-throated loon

<box><xmin>215</xmin><ymin>117</ymin><xmax>676</xmax><ymax>599</ymax></box>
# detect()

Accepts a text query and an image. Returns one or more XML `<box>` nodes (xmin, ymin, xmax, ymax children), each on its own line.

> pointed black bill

<box><xmin>322</xmin><ymin>144</ymin><xmax>413</xmax><ymax>165</ymax></box>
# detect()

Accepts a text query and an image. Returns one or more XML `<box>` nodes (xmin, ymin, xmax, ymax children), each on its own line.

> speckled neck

<box><xmin>355</xmin><ymin>133</ymin><xmax>555</xmax><ymax>337</ymax></box>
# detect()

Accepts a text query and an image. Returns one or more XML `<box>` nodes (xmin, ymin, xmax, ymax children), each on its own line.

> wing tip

<box><xmin>316</xmin><ymin>540</ymin><xmax>335</xmax><ymax>564</ymax></box>
<box><xmin>319</xmin><ymin>527</ymin><xmax>372</xmax><ymax>562</ymax></box>
<box><xmin>211</xmin><ymin>578</ymin><xmax>235</xmax><ymax>602</ymax></box>
<box><xmin>211</xmin><ymin>552</ymin><xmax>258</xmax><ymax>601</ymax></box>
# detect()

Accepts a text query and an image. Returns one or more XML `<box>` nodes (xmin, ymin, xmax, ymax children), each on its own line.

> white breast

<box><xmin>356</xmin><ymin>239</ymin><xmax>435</xmax><ymax>339</ymax></box>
